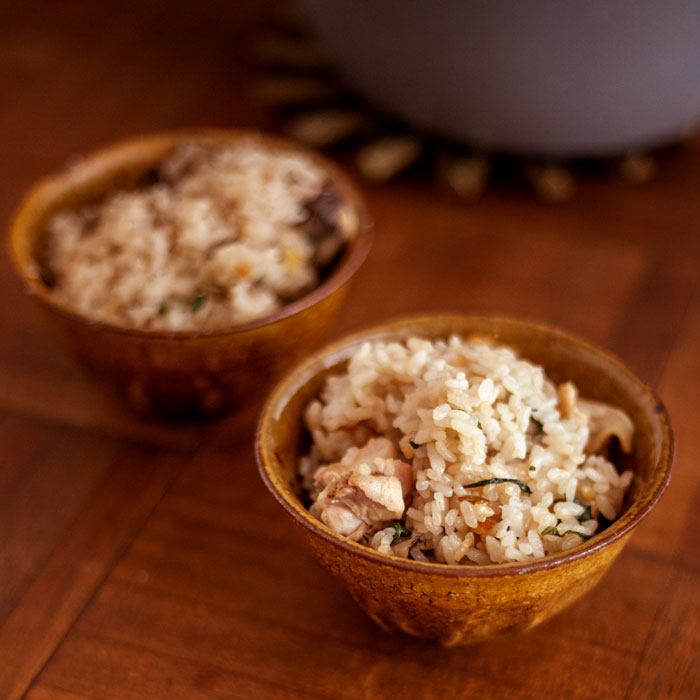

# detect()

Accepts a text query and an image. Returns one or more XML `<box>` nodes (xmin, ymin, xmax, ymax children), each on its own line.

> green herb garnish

<box><xmin>477</xmin><ymin>420</ymin><xmax>483</xmax><ymax>430</ymax></box>
<box><xmin>409</xmin><ymin>440</ymin><xmax>420</xmax><ymax>449</ymax></box>
<box><xmin>464</xmin><ymin>478</ymin><xmax>532</xmax><ymax>494</ymax></box>
<box><xmin>190</xmin><ymin>294</ymin><xmax>207</xmax><ymax>312</ymax></box>
<box><xmin>157</xmin><ymin>304</ymin><xmax>167</xmax><ymax>315</ymax></box>
<box><xmin>573</xmin><ymin>497</ymin><xmax>593</xmax><ymax>523</ymax></box>
<box><xmin>553</xmin><ymin>496</ymin><xmax>592</xmax><ymax>523</ymax></box>
<box><xmin>390</xmin><ymin>521</ymin><xmax>412</xmax><ymax>543</ymax></box>
<box><xmin>531</xmin><ymin>416</ymin><xmax>544</xmax><ymax>433</ymax></box>
<box><xmin>529</xmin><ymin>465</ymin><xmax>536</xmax><ymax>472</ymax></box>
<box><xmin>541</xmin><ymin>526</ymin><xmax>592</xmax><ymax>540</ymax></box>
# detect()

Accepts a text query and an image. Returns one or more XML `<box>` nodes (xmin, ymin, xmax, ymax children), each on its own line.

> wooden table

<box><xmin>1</xmin><ymin>2</ymin><xmax>698</xmax><ymax>698</ymax></box>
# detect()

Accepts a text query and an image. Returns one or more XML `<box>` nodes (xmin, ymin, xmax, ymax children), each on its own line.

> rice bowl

<box><xmin>8</xmin><ymin>129</ymin><xmax>372</xmax><ymax>417</ymax></box>
<box><xmin>256</xmin><ymin>315</ymin><xmax>673</xmax><ymax>643</ymax></box>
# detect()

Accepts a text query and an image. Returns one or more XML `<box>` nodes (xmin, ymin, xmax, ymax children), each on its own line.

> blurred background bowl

<box><xmin>302</xmin><ymin>0</ymin><xmax>700</xmax><ymax>157</ymax></box>
<box><xmin>256</xmin><ymin>314</ymin><xmax>673</xmax><ymax>644</ymax></box>
<box><xmin>8</xmin><ymin>128</ymin><xmax>372</xmax><ymax>419</ymax></box>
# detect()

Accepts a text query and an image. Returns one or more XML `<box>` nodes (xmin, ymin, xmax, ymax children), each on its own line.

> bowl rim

<box><xmin>7</xmin><ymin>127</ymin><xmax>373</xmax><ymax>340</ymax></box>
<box><xmin>256</xmin><ymin>313</ymin><xmax>674</xmax><ymax>578</ymax></box>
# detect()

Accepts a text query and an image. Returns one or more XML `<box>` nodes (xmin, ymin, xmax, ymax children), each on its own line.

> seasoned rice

<box><xmin>41</xmin><ymin>139</ymin><xmax>358</xmax><ymax>330</ymax></box>
<box><xmin>299</xmin><ymin>335</ymin><xmax>634</xmax><ymax>565</ymax></box>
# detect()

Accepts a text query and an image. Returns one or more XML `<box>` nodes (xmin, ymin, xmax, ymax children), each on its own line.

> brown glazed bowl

<box><xmin>256</xmin><ymin>314</ymin><xmax>673</xmax><ymax>645</ymax></box>
<box><xmin>8</xmin><ymin>129</ymin><xmax>372</xmax><ymax>418</ymax></box>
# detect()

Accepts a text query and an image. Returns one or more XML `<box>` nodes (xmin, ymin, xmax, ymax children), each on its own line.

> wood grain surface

<box><xmin>1</xmin><ymin>1</ymin><xmax>699</xmax><ymax>698</ymax></box>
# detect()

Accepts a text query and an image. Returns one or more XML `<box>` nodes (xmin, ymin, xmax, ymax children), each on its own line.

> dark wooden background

<box><xmin>1</xmin><ymin>1</ymin><xmax>698</xmax><ymax>698</ymax></box>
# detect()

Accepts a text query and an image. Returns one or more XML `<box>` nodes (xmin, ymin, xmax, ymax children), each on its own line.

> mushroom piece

<box><xmin>557</xmin><ymin>381</ymin><xmax>634</xmax><ymax>454</ymax></box>
<box><xmin>557</xmin><ymin>381</ymin><xmax>588</xmax><ymax>426</ymax></box>
<box><xmin>577</xmin><ymin>398</ymin><xmax>634</xmax><ymax>454</ymax></box>
<box><xmin>391</xmin><ymin>532</ymin><xmax>421</xmax><ymax>559</ymax></box>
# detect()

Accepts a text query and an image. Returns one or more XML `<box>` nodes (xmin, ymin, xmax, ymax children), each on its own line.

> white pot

<box><xmin>302</xmin><ymin>0</ymin><xmax>700</xmax><ymax>156</ymax></box>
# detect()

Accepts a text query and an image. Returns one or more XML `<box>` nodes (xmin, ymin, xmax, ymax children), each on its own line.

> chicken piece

<box><xmin>320</xmin><ymin>472</ymin><xmax>404</xmax><ymax>528</ymax></box>
<box><xmin>386</xmin><ymin>458</ymin><xmax>414</xmax><ymax>499</ymax></box>
<box><xmin>320</xmin><ymin>503</ymin><xmax>366</xmax><ymax>539</ymax></box>
<box><xmin>557</xmin><ymin>381</ymin><xmax>587</xmax><ymax>426</ymax></box>
<box><xmin>320</xmin><ymin>457</ymin><xmax>413</xmax><ymax>524</ymax></box>
<box><xmin>578</xmin><ymin>398</ymin><xmax>634</xmax><ymax>454</ymax></box>
<box><xmin>313</xmin><ymin>437</ymin><xmax>399</xmax><ymax>491</ymax></box>
<box><xmin>312</xmin><ymin>463</ymin><xmax>348</xmax><ymax>494</ymax></box>
<box><xmin>348</xmin><ymin>473</ymin><xmax>405</xmax><ymax>518</ymax></box>
<box><xmin>311</xmin><ymin>437</ymin><xmax>415</xmax><ymax>540</ymax></box>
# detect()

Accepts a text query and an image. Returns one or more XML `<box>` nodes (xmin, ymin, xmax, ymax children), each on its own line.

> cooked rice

<box><xmin>300</xmin><ymin>335</ymin><xmax>634</xmax><ymax>565</ymax></box>
<box><xmin>42</xmin><ymin>139</ymin><xmax>357</xmax><ymax>330</ymax></box>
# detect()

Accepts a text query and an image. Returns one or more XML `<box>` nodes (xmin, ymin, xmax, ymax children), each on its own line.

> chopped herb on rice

<box><xmin>554</xmin><ymin>496</ymin><xmax>593</xmax><ymax>523</ymax></box>
<box><xmin>390</xmin><ymin>521</ymin><xmax>412</xmax><ymax>542</ymax></box>
<box><xmin>464</xmin><ymin>478</ymin><xmax>532</xmax><ymax>494</ymax></box>
<box><xmin>190</xmin><ymin>294</ymin><xmax>207</xmax><ymax>313</ymax></box>
<box><xmin>541</xmin><ymin>526</ymin><xmax>592</xmax><ymax>540</ymax></box>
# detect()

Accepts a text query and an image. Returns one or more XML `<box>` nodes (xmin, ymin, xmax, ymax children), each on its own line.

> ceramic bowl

<box><xmin>256</xmin><ymin>314</ymin><xmax>673</xmax><ymax>645</ymax></box>
<box><xmin>8</xmin><ymin>129</ymin><xmax>372</xmax><ymax>418</ymax></box>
